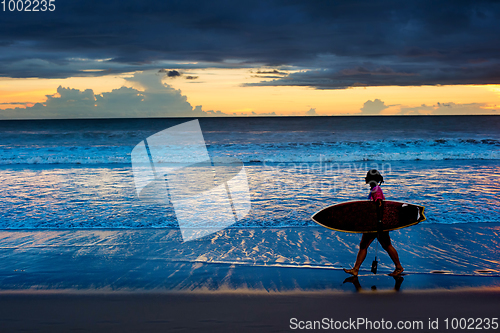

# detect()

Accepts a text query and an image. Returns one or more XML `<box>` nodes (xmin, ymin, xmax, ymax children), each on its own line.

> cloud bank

<box><xmin>357</xmin><ymin>99</ymin><xmax>498</xmax><ymax>115</ymax></box>
<box><xmin>360</xmin><ymin>99</ymin><xmax>390</xmax><ymax>115</ymax></box>
<box><xmin>1</xmin><ymin>0</ymin><xmax>499</xmax><ymax>89</ymax></box>
<box><xmin>305</xmin><ymin>108</ymin><xmax>318</xmax><ymax>116</ymax></box>
<box><xmin>0</xmin><ymin>72</ymin><xmax>213</xmax><ymax>119</ymax></box>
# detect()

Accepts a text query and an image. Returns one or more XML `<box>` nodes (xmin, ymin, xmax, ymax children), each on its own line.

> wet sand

<box><xmin>1</xmin><ymin>288</ymin><xmax>500</xmax><ymax>332</ymax></box>
<box><xmin>1</xmin><ymin>225</ymin><xmax>499</xmax><ymax>291</ymax></box>
<box><xmin>0</xmin><ymin>225</ymin><xmax>499</xmax><ymax>332</ymax></box>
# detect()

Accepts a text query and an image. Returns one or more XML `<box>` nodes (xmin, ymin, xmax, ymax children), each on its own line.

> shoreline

<box><xmin>0</xmin><ymin>222</ymin><xmax>499</xmax><ymax>332</ymax></box>
<box><xmin>1</xmin><ymin>225</ymin><xmax>499</xmax><ymax>292</ymax></box>
<box><xmin>1</xmin><ymin>284</ymin><xmax>500</xmax><ymax>295</ymax></box>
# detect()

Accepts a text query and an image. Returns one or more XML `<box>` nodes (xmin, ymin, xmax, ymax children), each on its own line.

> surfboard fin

<box><xmin>371</xmin><ymin>257</ymin><xmax>378</xmax><ymax>274</ymax></box>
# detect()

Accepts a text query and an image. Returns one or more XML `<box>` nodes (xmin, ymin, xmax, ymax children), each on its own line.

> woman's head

<box><xmin>365</xmin><ymin>169</ymin><xmax>384</xmax><ymax>186</ymax></box>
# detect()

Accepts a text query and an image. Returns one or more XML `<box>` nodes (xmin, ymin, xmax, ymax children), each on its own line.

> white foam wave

<box><xmin>0</xmin><ymin>138</ymin><xmax>498</xmax><ymax>165</ymax></box>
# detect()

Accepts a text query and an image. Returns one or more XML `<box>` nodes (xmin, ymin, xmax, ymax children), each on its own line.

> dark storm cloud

<box><xmin>160</xmin><ymin>69</ymin><xmax>182</xmax><ymax>78</ymax></box>
<box><xmin>244</xmin><ymin>62</ymin><xmax>500</xmax><ymax>89</ymax></box>
<box><xmin>1</xmin><ymin>0</ymin><xmax>499</xmax><ymax>88</ymax></box>
<box><xmin>251</xmin><ymin>69</ymin><xmax>289</xmax><ymax>79</ymax></box>
<box><xmin>167</xmin><ymin>70</ymin><xmax>181</xmax><ymax>78</ymax></box>
<box><xmin>255</xmin><ymin>70</ymin><xmax>286</xmax><ymax>75</ymax></box>
<box><xmin>159</xmin><ymin>69</ymin><xmax>200</xmax><ymax>80</ymax></box>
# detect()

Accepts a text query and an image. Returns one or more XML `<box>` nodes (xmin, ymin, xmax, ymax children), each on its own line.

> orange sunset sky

<box><xmin>1</xmin><ymin>70</ymin><xmax>499</xmax><ymax>118</ymax></box>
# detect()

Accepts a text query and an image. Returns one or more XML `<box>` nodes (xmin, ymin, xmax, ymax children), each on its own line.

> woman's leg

<box><xmin>344</xmin><ymin>233</ymin><xmax>376</xmax><ymax>275</ymax></box>
<box><xmin>378</xmin><ymin>232</ymin><xmax>404</xmax><ymax>275</ymax></box>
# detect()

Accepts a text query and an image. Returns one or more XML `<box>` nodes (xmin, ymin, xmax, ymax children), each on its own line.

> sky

<box><xmin>1</xmin><ymin>0</ymin><xmax>500</xmax><ymax>118</ymax></box>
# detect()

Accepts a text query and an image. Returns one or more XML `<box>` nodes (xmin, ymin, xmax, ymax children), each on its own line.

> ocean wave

<box><xmin>0</xmin><ymin>138</ymin><xmax>498</xmax><ymax>165</ymax></box>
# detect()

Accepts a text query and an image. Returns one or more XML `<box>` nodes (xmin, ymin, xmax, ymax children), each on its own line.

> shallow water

<box><xmin>1</xmin><ymin>160</ymin><xmax>499</xmax><ymax>229</ymax></box>
<box><xmin>0</xmin><ymin>224</ymin><xmax>498</xmax><ymax>292</ymax></box>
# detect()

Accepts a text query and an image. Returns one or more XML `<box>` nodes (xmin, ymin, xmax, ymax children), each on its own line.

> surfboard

<box><xmin>311</xmin><ymin>200</ymin><xmax>425</xmax><ymax>233</ymax></box>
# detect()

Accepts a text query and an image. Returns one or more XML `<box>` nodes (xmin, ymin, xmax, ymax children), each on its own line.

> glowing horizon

<box><xmin>1</xmin><ymin>69</ymin><xmax>499</xmax><ymax>118</ymax></box>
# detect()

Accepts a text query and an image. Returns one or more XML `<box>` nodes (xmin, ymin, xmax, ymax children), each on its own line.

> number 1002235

<box><xmin>2</xmin><ymin>0</ymin><xmax>55</xmax><ymax>12</ymax></box>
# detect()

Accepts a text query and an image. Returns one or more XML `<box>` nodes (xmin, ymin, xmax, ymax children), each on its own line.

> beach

<box><xmin>0</xmin><ymin>116</ymin><xmax>499</xmax><ymax>331</ymax></box>
<box><xmin>1</xmin><ymin>224</ymin><xmax>499</xmax><ymax>291</ymax></box>
<box><xmin>2</xmin><ymin>0</ymin><xmax>500</xmax><ymax>329</ymax></box>
<box><xmin>1</xmin><ymin>289</ymin><xmax>499</xmax><ymax>332</ymax></box>
<box><xmin>1</xmin><ymin>226</ymin><xmax>500</xmax><ymax>332</ymax></box>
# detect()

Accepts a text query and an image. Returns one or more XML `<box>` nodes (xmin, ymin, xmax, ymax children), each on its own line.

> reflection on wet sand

<box><xmin>0</xmin><ymin>222</ymin><xmax>499</xmax><ymax>292</ymax></box>
<box><xmin>343</xmin><ymin>275</ymin><xmax>405</xmax><ymax>292</ymax></box>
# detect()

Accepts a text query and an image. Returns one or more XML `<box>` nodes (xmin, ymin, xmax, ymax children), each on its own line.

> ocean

<box><xmin>0</xmin><ymin>115</ymin><xmax>499</xmax><ymax>284</ymax></box>
<box><xmin>1</xmin><ymin>116</ymin><xmax>499</xmax><ymax>229</ymax></box>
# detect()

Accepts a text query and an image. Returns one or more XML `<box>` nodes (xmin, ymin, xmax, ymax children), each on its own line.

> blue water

<box><xmin>0</xmin><ymin>116</ymin><xmax>499</xmax><ymax>229</ymax></box>
<box><xmin>1</xmin><ymin>117</ymin><xmax>499</xmax><ymax>164</ymax></box>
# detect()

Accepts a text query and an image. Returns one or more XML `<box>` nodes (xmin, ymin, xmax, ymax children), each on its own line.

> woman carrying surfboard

<box><xmin>343</xmin><ymin>170</ymin><xmax>404</xmax><ymax>277</ymax></box>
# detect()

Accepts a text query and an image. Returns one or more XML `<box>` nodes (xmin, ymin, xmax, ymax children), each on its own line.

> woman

<box><xmin>343</xmin><ymin>169</ymin><xmax>404</xmax><ymax>276</ymax></box>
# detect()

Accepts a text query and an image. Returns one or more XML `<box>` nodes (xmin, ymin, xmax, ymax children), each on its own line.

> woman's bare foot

<box><xmin>343</xmin><ymin>268</ymin><xmax>359</xmax><ymax>276</ymax></box>
<box><xmin>388</xmin><ymin>267</ymin><xmax>404</xmax><ymax>276</ymax></box>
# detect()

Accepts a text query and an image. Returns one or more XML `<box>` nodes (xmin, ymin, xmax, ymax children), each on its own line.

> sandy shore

<box><xmin>1</xmin><ymin>225</ymin><xmax>499</xmax><ymax>291</ymax></box>
<box><xmin>1</xmin><ymin>288</ymin><xmax>499</xmax><ymax>332</ymax></box>
<box><xmin>0</xmin><ymin>226</ymin><xmax>499</xmax><ymax>331</ymax></box>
